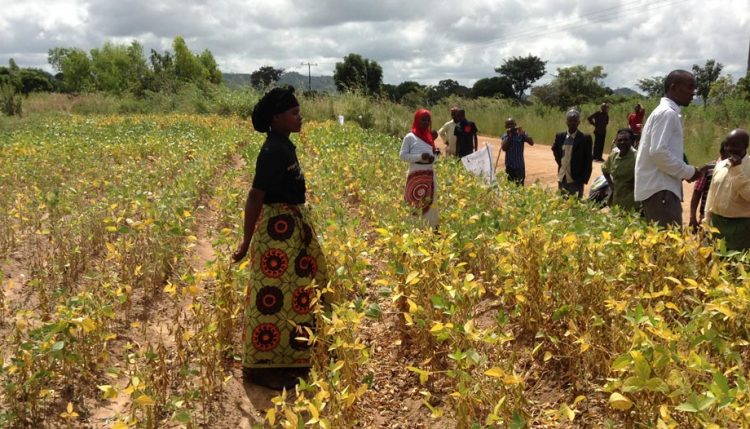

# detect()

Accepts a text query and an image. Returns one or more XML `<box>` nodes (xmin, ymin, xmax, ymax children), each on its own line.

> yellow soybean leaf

<box><xmin>307</xmin><ymin>403</ymin><xmax>319</xmax><ymax>423</ymax></box>
<box><xmin>135</xmin><ymin>394</ymin><xmax>155</xmax><ymax>407</ymax></box>
<box><xmin>430</xmin><ymin>322</ymin><xmax>445</xmax><ymax>333</ymax></box>
<box><xmin>403</xmin><ymin>312</ymin><xmax>413</xmax><ymax>326</ymax></box>
<box><xmin>405</xmin><ymin>271</ymin><xmax>420</xmax><ymax>285</ymax></box>
<box><xmin>503</xmin><ymin>374</ymin><xmax>523</xmax><ymax>385</ymax></box>
<box><xmin>265</xmin><ymin>408</ymin><xmax>276</xmax><ymax>425</ymax></box>
<box><xmin>559</xmin><ymin>403</ymin><xmax>576</xmax><ymax>421</ymax></box>
<box><xmin>284</xmin><ymin>408</ymin><xmax>299</xmax><ymax>427</ymax></box>
<box><xmin>609</xmin><ymin>392</ymin><xmax>633</xmax><ymax>410</ymax></box>
<box><xmin>97</xmin><ymin>384</ymin><xmax>118</xmax><ymax>400</ymax></box>
<box><xmin>705</xmin><ymin>303</ymin><xmax>736</xmax><ymax>319</ymax></box>
<box><xmin>543</xmin><ymin>351</ymin><xmax>553</xmax><ymax>362</ymax></box>
<box><xmin>81</xmin><ymin>317</ymin><xmax>96</xmax><ymax>333</ymax></box>
<box><xmin>407</xmin><ymin>366</ymin><xmax>430</xmax><ymax>384</ymax></box>
<box><xmin>163</xmin><ymin>282</ymin><xmax>177</xmax><ymax>295</ymax></box>
<box><xmin>484</xmin><ymin>367</ymin><xmax>506</xmax><ymax>378</ymax></box>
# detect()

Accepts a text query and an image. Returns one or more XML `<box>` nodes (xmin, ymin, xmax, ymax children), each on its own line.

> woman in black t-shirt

<box><xmin>232</xmin><ymin>88</ymin><xmax>327</xmax><ymax>390</ymax></box>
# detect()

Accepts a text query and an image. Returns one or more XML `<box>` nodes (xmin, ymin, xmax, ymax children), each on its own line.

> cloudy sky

<box><xmin>1</xmin><ymin>0</ymin><xmax>748</xmax><ymax>90</ymax></box>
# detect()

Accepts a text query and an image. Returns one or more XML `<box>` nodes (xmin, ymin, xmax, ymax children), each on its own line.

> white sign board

<box><xmin>460</xmin><ymin>144</ymin><xmax>495</xmax><ymax>183</ymax></box>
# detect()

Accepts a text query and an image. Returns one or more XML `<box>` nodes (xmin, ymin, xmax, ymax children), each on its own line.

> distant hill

<box><xmin>613</xmin><ymin>87</ymin><xmax>641</xmax><ymax>97</ymax></box>
<box><xmin>222</xmin><ymin>71</ymin><xmax>337</xmax><ymax>93</ymax></box>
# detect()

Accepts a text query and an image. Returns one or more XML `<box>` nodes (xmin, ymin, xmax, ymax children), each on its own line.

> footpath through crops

<box><xmin>1</xmin><ymin>115</ymin><xmax>749</xmax><ymax>428</ymax></box>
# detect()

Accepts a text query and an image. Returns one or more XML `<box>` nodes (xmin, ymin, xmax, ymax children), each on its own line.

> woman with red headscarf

<box><xmin>400</xmin><ymin>108</ymin><xmax>439</xmax><ymax>227</ymax></box>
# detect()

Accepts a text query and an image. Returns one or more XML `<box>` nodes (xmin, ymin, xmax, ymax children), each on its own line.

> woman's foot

<box><xmin>242</xmin><ymin>367</ymin><xmax>308</xmax><ymax>391</ymax></box>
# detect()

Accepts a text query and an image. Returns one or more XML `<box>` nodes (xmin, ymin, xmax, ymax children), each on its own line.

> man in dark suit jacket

<box><xmin>552</xmin><ymin>109</ymin><xmax>593</xmax><ymax>198</ymax></box>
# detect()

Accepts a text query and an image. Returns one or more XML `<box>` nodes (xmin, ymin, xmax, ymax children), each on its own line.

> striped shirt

<box><xmin>502</xmin><ymin>130</ymin><xmax>532</xmax><ymax>170</ymax></box>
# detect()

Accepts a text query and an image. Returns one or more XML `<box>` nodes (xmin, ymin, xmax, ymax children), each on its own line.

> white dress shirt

<box><xmin>634</xmin><ymin>97</ymin><xmax>696</xmax><ymax>201</ymax></box>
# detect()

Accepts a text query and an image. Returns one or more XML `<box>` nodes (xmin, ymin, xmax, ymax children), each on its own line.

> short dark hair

<box><xmin>664</xmin><ymin>70</ymin><xmax>693</xmax><ymax>94</ymax></box>
<box><xmin>616</xmin><ymin>128</ymin><xmax>635</xmax><ymax>141</ymax></box>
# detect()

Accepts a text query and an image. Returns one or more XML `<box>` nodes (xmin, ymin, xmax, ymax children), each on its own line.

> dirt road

<box><xmin>436</xmin><ymin>135</ymin><xmax>697</xmax><ymax>225</ymax></box>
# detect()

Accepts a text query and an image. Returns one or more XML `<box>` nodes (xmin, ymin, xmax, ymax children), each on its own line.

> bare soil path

<box><xmin>437</xmin><ymin>135</ymin><xmax>696</xmax><ymax>225</ymax></box>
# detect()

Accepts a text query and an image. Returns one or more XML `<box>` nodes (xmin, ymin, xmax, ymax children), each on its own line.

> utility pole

<box><xmin>300</xmin><ymin>62</ymin><xmax>318</xmax><ymax>92</ymax></box>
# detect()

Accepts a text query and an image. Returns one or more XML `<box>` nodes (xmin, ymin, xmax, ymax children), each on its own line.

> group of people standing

<box><xmin>601</xmin><ymin>69</ymin><xmax>749</xmax><ymax>252</ymax></box>
<box><xmin>398</xmin><ymin>69</ymin><xmax>750</xmax><ymax>252</ymax></box>
<box><xmin>229</xmin><ymin>68</ymin><xmax>748</xmax><ymax>391</ymax></box>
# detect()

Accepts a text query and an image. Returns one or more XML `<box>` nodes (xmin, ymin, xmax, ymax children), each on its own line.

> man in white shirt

<box><xmin>437</xmin><ymin>107</ymin><xmax>459</xmax><ymax>156</ymax></box>
<box><xmin>634</xmin><ymin>69</ymin><xmax>706</xmax><ymax>227</ymax></box>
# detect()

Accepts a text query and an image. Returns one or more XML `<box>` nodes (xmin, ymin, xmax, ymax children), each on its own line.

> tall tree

<box><xmin>8</xmin><ymin>58</ymin><xmax>19</xmax><ymax>73</ymax></box>
<box><xmin>737</xmin><ymin>71</ymin><xmax>750</xmax><ymax>100</ymax></box>
<box><xmin>495</xmin><ymin>55</ymin><xmax>547</xmax><ymax>100</ymax></box>
<box><xmin>427</xmin><ymin>79</ymin><xmax>469</xmax><ymax>103</ymax></box>
<box><xmin>48</xmin><ymin>47</ymin><xmax>93</xmax><ymax>92</ymax></box>
<box><xmin>692</xmin><ymin>59</ymin><xmax>723</xmax><ymax>107</ymax></box>
<box><xmin>18</xmin><ymin>69</ymin><xmax>54</xmax><ymax>94</ymax></box>
<box><xmin>533</xmin><ymin>65</ymin><xmax>610</xmax><ymax>109</ymax></box>
<box><xmin>199</xmin><ymin>49</ymin><xmax>222</xmax><ymax>85</ymax></box>
<box><xmin>636</xmin><ymin>76</ymin><xmax>665</xmax><ymax>98</ymax></box>
<box><xmin>173</xmin><ymin>36</ymin><xmax>208</xmax><ymax>83</ymax></box>
<box><xmin>471</xmin><ymin>76</ymin><xmax>514</xmax><ymax>99</ymax></box>
<box><xmin>333</xmin><ymin>53</ymin><xmax>382</xmax><ymax>95</ymax></box>
<box><xmin>250</xmin><ymin>66</ymin><xmax>284</xmax><ymax>89</ymax></box>
<box><xmin>90</xmin><ymin>41</ymin><xmax>135</xmax><ymax>93</ymax></box>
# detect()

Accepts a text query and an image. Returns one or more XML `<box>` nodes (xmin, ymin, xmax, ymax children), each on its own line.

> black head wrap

<box><xmin>251</xmin><ymin>87</ymin><xmax>300</xmax><ymax>133</ymax></box>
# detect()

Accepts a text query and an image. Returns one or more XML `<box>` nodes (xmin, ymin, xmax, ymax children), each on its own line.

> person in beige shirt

<box><xmin>704</xmin><ymin>129</ymin><xmax>750</xmax><ymax>251</ymax></box>
<box><xmin>437</xmin><ymin>107</ymin><xmax>459</xmax><ymax>156</ymax></box>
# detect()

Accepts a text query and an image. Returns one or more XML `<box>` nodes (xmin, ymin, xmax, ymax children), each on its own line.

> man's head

<box><xmin>634</xmin><ymin>103</ymin><xmax>643</xmax><ymax>113</ymax></box>
<box><xmin>566</xmin><ymin>109</ymin><xmax>580</xmax><ymax>133</ymax></box>
<box><xmin>615</xmin><ymin>128</ymin><xmax>635</xmax><ymax>153</ymax></box>
<box><xmin>505</xmin><ymin>117</ymin><xmax>516</xmax><ymax>130</ymax></box>
<box><xmin>723</xmin><ymin>128</ymin><xmax>750</xmax><ymax>164</ymax></box>
<box><xmin>456</xmin><ymin>109</ymin><xmax>466</xmax><ymax>121</ymax></box>
<box><xmin>664</xmin><ymin>70</ymin><xmax>696</xmax><ymax>107</ymax></box>
<box><xmin>600</xmin><ymin>103</ymin><xmax>609</xmax><ymax>113</ymax></box>
<box><xmin>450</xmin><ymin>106</ymin><xmax>459</xmax><ymax>121</ymax></box>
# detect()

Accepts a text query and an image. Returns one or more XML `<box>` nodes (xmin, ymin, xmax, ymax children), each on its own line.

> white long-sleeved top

<box><xmin>634</xmin><ymin>97</ymin><xmax>696</xmax><ymax>201</ymax></box>
<box><xmin>400</xmin><ymin>132</ymin><xmax>435</xmax><ymax>172</ymax></box>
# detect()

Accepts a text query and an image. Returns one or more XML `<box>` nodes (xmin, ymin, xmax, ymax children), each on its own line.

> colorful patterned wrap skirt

<box><xmin>242</xmin><ymin>203</ymin><xmax>327</xmax><ymax>369</ymax></box>
<box><xmin>404</xmin><ymin>163</ymin><xmax>438</xmax><ymax>227</ymax></box>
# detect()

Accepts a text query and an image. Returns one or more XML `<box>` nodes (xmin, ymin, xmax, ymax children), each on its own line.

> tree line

<box><xmin>3</xmin><ymin>35</ymin><xmax>750</xmax><ymax>117</ymax></box>
<box><xmin>1</xmin><ymin>36</ymin><xmax>222</xmax><ymax>115</ymax></box>
<box><xmin>256</xmin><ymin>53</ymin><xmax>750</xmax><ymax>110</ymax></box>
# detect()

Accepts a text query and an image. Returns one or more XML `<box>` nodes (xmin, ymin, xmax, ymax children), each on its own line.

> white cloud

<box><xmin>0</xmin><ymin>0</ymin><xmax>747</xmax><ymax>89</ymax></box>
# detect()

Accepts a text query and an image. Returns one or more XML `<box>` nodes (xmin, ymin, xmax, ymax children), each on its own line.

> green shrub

<box><xmin>0</xmin><ymin>83</ymin><xmax>22</xmax><ymax>116</ymax></box>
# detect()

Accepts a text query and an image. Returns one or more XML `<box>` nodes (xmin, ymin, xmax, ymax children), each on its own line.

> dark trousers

<box><xmin>506</xmin><ymin>167</ymin><xmax>525</xmax><ymax>185</ymax></box>
<box><xmin>558</xmin><ymin>181</ymin><xmax>583</xmax><ymax>198</ymax></box>
<box><xmin>710</xmin><ymin>213</ymin><xmax>750</xmax><ymax>251</ymax></box>
<box><xmin>593</xmin><ymin>132</ymin><xmax>606</xmax><ymax>160</ymax></box>
<box><xmin>456</xmin><ymin>142</ymin><xmax>474</xmax><ymax>158</ymax></box>
<box><xmin>642</xmin><ymin>190</ymin><xmax>682</xmax><ymax>228</ymax></box>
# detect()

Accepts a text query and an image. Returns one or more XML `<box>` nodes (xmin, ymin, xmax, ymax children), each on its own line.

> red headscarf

<box><xmin>411</xmin><ymin>108</ymin><xmax>435</xmax><ymax>149</ymax></box>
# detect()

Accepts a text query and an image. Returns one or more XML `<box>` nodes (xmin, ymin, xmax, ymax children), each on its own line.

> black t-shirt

<box><xmin>252</xmin><ymin>131</ymin><xmax>306</xmax><ymax>204</ymax></box>
<box><xmin>454</xmin><ymin>120</ymin><xmax>478</xmax><ymax>156</ymax></box>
